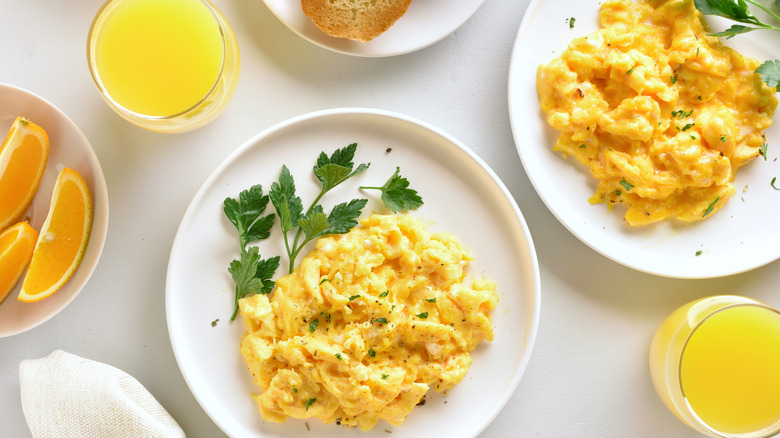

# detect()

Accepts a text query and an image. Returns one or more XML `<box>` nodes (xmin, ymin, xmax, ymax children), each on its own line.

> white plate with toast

<box><xmin>166</xmin><ymin>108</ymin><xmax>540</xmax><ymax>437</ymax></box>
<box><xmin>262</xmin><ymin>0</ymin><xmax>486</xmax><ymax>57</ymax></box>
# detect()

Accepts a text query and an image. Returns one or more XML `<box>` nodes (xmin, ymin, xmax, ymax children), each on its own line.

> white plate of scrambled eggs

<box><xmin>509</xmin><ymin>0</ymin><xmax>780</xmax><ymax>278</ymax></box>
<box><xmin>166</xmin><ymin>108</ymin><xmax>540</xmax><ymax>437</ymax></box>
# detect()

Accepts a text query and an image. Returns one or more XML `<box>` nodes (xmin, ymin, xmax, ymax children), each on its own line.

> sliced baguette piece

<box><xmin>301</xmin><ymin>0</ymin><xmax>413</xmax><ymax>42</ymax></box>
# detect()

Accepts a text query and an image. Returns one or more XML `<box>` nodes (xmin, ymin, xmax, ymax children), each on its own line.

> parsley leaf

<box><xmin>360</xmin><ymin>167</ymin><xmax>424</xmax><ymax>213</ymax></box>
<box><xmin>305</xmin><ymin>398</ymin><xmax>316</xmax><ymax>411</ymax></box>
<box><xmin>349</xmin><ymin>295</ymin><xmax>361</xmax><ymax>301</ymax></box>
<box><xmin>760</xmin><ymin>142</ymin><xmax>769</xmax><ymax>160</ymax></box>
<box><xmin>368</xmin><ymin>349</ymin><xmax>376</xmax><ymax>358</ymax></box>
<box><xmin>756</xmin><ymin>60</ymin><xmax>780</xmax><ymax>91</ymax></box>
<box><xmin>309</xmin><ymin>318</ymin><xmax>319</xmax><ymax>333</ymax></box>
<box><xmin>373</xmin><ymin>318</ymin><xmax>389</xmax><ymax>325</ymax></box>
<box><xmin>269</xmin><ymin>166</ymin><xmax>303</xmax><ymax>234</ymax></box>
<box><xmin>227</xmin><ymin>247</ymin><xmax>280</xmax><ymax>321</ymax></box>
<box><xmin>416</xmin><ymin>312</ymin><xmax>429</xmax><ymax>319</ymax></box>
<box><xmin>425</xmin><ymin>298</ymin><xmax>437</xmax><ymax>303</ymax></box>
<box><xmin>619</xmin><ymin>178</ymin><xmax>635</xmax><ymax>191</ymax></box>
<box><xmin>702</xmin><ymin>197</ymin><xmax>720</xmax><ymax>217</ymax></box>
<box><xmin>223</xmin><ymin>185</ymin><xmax>275</xmax><ymax>250</ymax></box>
<box><xmin>314</xmin><ymin>143</ymin><xmax>370</xmax><ymax>193</ymax></box>
<box><xmin>379</xmin><ymin>290</ymin><xmax>389</xmax><ymax>298</ymax></box>
<box><xmin>568</xmin><ymin>17</ymin><xmax>576</xmax><ymax>28</ymax></box>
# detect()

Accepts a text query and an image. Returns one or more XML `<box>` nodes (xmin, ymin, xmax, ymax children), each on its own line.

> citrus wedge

<box><xmin>0</xmin><ymin>117</ymin><xmax>50</xmax><ymax>231</ymax></box>
<box><xmin>0</xmin><ymin>222</ymin><xmax>38</xmax><ymax>304</ymax></box>
<box><xmin>19</xmin><ymin>167</ymin><xmax>93</xmax><ymax>303</ymax></box>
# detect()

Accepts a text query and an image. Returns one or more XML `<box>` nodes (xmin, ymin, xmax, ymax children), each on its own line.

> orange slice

<box><xmin>0</xmin><ymin>117</ymin><xmax>50</xmax><ymax>231</ymax></box>
<box><xmin>19</xmin><ymin>167</ymin><xmax>93</xmax><ymax>303</ymax></box>
<box><xmin>0</xmin><ymin>222</ymin><xmax>38</xmax><ymax>304</ymax></box>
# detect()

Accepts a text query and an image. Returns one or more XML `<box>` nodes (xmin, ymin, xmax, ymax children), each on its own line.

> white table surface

<box><xmin>2</xmin><ymin>0</ymin><xmax>779</xmax><ymax>437</ymax></box>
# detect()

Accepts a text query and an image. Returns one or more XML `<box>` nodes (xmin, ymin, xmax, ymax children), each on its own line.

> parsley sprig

<box><xmin>223</xmin><ymin>185</ymin><xmax>280</xmax><ymax>320</ymax></box>
<box><xmin>694</xmin><ymin>0</ymin><xmax>780</xmax><ymax>90</ymax></box>
<box><xmin>270</xmin><ymin>143</ymin><xmax>369</xmax><ymax>273</ymax></box>
<box><xmin>360</xmin><ymin>167</ymin><xmax>424</xmax><ymax>213</ymax></box>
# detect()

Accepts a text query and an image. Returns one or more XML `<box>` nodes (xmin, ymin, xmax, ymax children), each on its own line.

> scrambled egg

<box><xmin>238</xmin><ymin>214</ymin><xmax>498</xmax><ymax>430</ymax></box>
<box><xmin>537</xmin><ymin>0</ymin><xmax>777</xmax><ymax>226</ymax></box>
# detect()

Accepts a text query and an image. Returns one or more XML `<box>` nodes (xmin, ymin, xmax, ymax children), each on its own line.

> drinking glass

<box><xmin>87</xmin><ymin>0</ymin><xmax>240</xmax><ymax>133</ymax></box>
<box><xmin>649</xmin><ymin>295</ymin><xmax>780</xmax><ymax>438</ymax></box>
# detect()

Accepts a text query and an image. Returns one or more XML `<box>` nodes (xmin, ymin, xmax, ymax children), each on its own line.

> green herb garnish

<box><xmin>227</xmin><ymin>247</ymin><xmax>280</xmax><ymax>321</ymax></box>
<box><xmin>772</xmin><ymin>177</ymin><xmax>780</xmax><ymax>190</ymax></box>
<box><xmin>696</xmin><ymin>250</ymin><xmax>703</xmax><ymax>256</ymax></box>
<box><xmin>381</xmin><ymin>374</ymin><xmax>389</xmax><ymax>380</ymax></box>
<box><xmin>760</xmin><ymin>143</ymin><xmax>768</xmax><ymax>160</ymax></box>
<box><xmin>569</xmin><ymin>17</ymin><xmax>576</xmax><ymax>28</ymax></box>
<box><xmin>349</xmin><ymin>295</ymin><xmax>361</xmax><ymax>301</ymax></box>
<box><xmin>368</xmin><ymin>349</ymin><xmax>376</xmax><ymax>358</ymax></box>
<box><xmin>379</xmin><ymin>290</ymin><xmax>389</xmax><ymax>298</ymax></box>
<box><xmin>416</xmin><ymin>312</ymin><xmax>429</xmax><ymax>319</ymax></box>
<box><xmin>702</xmin><ymin>197</ymin><xmax>720</xmax><ymax>217</ymax></box>
<box><xmin>360</xmin><ymin>167</ymin><xmax>423</xmax><ymax>213</ymax></box>
<box><xmin>270</xmin><ymin>144</ymin><xmax>369</xmax><ymax>273</ymax></box>
<box><xmin>305</xmin><ymin>398</ymin><xmax>316</xmax><ymax>411</ymax></box>
<box><xmin>335</xmin><ymin>353</ymin><xmax>342</xmax><ymax>360</ymax></box>
<box><xmin>425</xmin><ymin>298</ymin><xmax>437</xmax><ymax>303</ymax></box>
<box><xmin>224</xmin><ymin>185</ymin><xmax>275</xmax><ymax>250</ymax></box>
<box><xmin>619</xmin><ymin>178</ymin><xmax>635</xmax><ymax>191</ymax></box>
<box><xmin>373</xmin><ymin>318</ymin><xmax>389</xmax><ymax>325</ymax></box>
<box><xmin>309</xmin><ymin>319</ymin><xmax>319</xmax><ymax>333</ymax></box>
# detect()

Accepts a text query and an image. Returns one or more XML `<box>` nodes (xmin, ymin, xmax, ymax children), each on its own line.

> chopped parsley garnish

<box><xmin>619</xmin><ymin>178</ymin><xmax>635</xmax><ymax>191</ymax></box>
<box><xmin>695</xmin><ymin>250</ymin><xmax>703</xmax><ymax>256</ymax></box>
<box><xmin>368</xmin><ymin>349</ymin><xmax>376</xmax><ymax>358</ymax></box>
<box><xmin>568</xmin><ymin>17</ymin><xmax>576</xmax><ymax>28</ymax></box>
<box><xmin>305</xmin><ymin>398</ymin><xmax>316</xmax><ymax>411</ymax></box>
<box><xmin>349</xmin><ymin>295</ymin><xmax>361</xmax><ymax>301</ymax></box>
<box><xmin>416</xmin><ymin>312</ymin><xmax>429</xmax><ymax>319</ymax></box>
<box><xmin>671</xmin><ymin>109</ymin><xmax>693</xmax><ymax>118</ymax></box>
<box><xmin>379</xmin><ymin>290</ymin><xmax>389</xmax><ymax>298</ymax></box>
<box><xmin>772</xmin><ymin>177</ymin><xmax>780</xmax><ymax>190</ymax></box>
<box><xmin>760</xmin><ymin>143</ymin><xmax>768</xmax><ymax>160</ymax></box>
<box><xmin>702</xmin><ymin>197</ymin><xmax>720</xmax><ymax>217</ymax></box>
<box><xmin>579</xmin><ymin>144</ymin><xmax>586</xmax><ymax>148</ymax></box>
<box><xmin>335</xmin><ymin>353</ymin><xmax>342</xmax><ymax>360</ymax></box>
<box><xmin>626</xmin><ymin>65</ymin><xmax>635</xmax><ymax>75</ymax></box>
<box><xmin>671</xmin><ymin>73</ymin><xmax>678</xmax><ymax>84</ymax></box>
<box><xmin>293</xmin><ymin>386</ymin><xmax>298</xmax><ymax>393</ymax></box>
<box><xmin>381</xmin><ymin>374</ymin><xmax>389</xmax><ymax>380</ymax></box>
<box><xmin>678</xmin><ymin>123</ymin><xmax>695</xmax><ymax>131</ymax></box>
<box><xmin>425</xmin><ymin>298</ymin><xmax>437</xmax><ymax>303</ymax></box>
<box><xmin>721</xmin><ymin>135</ymin><xmax>726</xmax><ymax>142</ymax></box>
<box><xmin>373</xmin><ymin>318</ymin><xmax>389</xmax><ymax>325</ymax></box>
<box><xmin>319</xmin><ymin>278</ymin><xmax>331</xmax><ymax>285</ymax></box>
<box><xmin>614</xmin><ymin>190</ymin><xmax>621</xmax><ymax>196</ymax></box>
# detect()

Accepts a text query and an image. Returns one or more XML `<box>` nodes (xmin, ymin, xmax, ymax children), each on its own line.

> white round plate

<box><xmin>166</xmin><ymin>108</ymin><xmax>540</xmax><ymax>437</ymax></box>
<box><xmin>0</xmin><ymin>83</ymin><xmax>109</xmax><ymax>337</ymax></box>
<box><xmin>262</xmin><ymin>0</ymin><xmax>486</xmax><ymax>57</ymax></box>
<box><xmin>508</xmin><ymin>0</ymin><xmax>780</xmax><ymax>279</ymax></box>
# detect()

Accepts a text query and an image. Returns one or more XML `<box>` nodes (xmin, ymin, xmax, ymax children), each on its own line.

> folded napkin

<box><xmin>19</xmin><ymin>350</ymin><xmax>185</xmax><ymax>438</ymax></box>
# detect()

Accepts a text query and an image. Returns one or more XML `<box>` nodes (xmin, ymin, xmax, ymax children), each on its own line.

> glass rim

<box><xmin>677</xmin><ymin>301</ymin><xmax>780</xmax><ymax>438</ymax></box>
<box><xmin>86</xmin><ymin>0</ymin><xmax>228</xmax><ymax>121</ymax></box>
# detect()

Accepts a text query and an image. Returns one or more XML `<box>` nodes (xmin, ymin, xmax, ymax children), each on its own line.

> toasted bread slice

<box><xmin>301</xmin><ymin>0</ymin><xmax>413</xmax><ymax>42</ymax></box>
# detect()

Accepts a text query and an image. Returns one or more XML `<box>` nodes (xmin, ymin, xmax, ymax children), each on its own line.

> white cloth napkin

<box><xmin>19</xmin><ymin>350</ymin><xmax>185</xmax><ymax>438</ymax></box>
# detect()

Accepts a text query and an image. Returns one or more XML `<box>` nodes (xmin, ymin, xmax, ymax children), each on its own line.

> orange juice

<box><xmin>87</xmin><ymin>0</ymin><xmax>239</xmax><ymax>132</ymax></box>
<box><xmin>649</xmin><ymin>296</ymin><xmax>780</xmax><ymax>438</ymax></box>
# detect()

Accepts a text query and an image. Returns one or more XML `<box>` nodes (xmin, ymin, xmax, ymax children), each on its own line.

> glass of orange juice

<box><xmin>87</xmin><ymin>0</ymin><xmax>239</xmax><ymax>133</ymax></box>
<box><xmin>649</xmin><ymin>295</ymin><xmax>780</xmax><ymax>438</ymax></box>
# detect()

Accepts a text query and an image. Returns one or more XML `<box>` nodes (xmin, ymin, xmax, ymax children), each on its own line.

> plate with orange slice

<box><xmin>0</xmin><ymin>83</ymin><xmax>108</xmax><ymax>338</ymax></box>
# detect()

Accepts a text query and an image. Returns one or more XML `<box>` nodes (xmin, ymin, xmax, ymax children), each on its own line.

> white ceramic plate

<box><xmin>0</xmin><ymin>83</ymin><xmax>109</xmax><ymax>337</ymax></box>
<box><xmin>262</xmin><ymin>0</ymin><xmax>486</xmax><ymax>57</ymax></box>
<box><xmin>166</xmin><ymin>108</ymin><xmax>540</xmax><ymax>437</ymax></box>
<box><xmin>508</xmin><ymin>0</ymin><xmax>780</xmax><ymax>278</ymax></box>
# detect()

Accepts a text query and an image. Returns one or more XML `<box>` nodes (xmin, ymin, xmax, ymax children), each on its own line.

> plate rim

<box><xmin>165</xmin><ymin>107</ymin><xmax>541</xmax><ymax>436</ymax></box>
<box><xmin>0</xmin><ymin>82</ymin><xmax>110</xmax><ymax>337</ymax></box>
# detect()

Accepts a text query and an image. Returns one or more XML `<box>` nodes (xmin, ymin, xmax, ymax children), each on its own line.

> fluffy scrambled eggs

<box><xmin>537</xmin><ymin>0</ymin><xmax>777</xmax><ymax>226</ymax></box>
<box><xmin>238</xmin><ymin>214</ymin><xmax>498</xmax><ymax>430</ymax></box>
